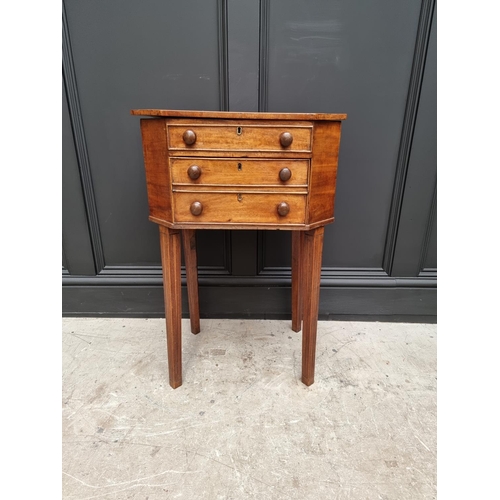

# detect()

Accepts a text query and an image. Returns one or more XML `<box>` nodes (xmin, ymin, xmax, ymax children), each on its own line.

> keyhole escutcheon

<box><xmin>237</xmin><ymin>126</ymin><xmax>242</xmax><ymax>135</ymax></box>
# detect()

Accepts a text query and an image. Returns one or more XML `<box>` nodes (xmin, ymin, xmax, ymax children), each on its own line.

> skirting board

<box><xmin>63</xmin><ymin>285</ymin><xmax>436</xmax><ymax>322</ymax></box>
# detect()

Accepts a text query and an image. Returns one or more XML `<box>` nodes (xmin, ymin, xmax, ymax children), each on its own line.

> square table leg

<box><xmin>159</xmin><ymin>226</ymin><xmax>183</xmax><ymax>389</ymax></box>
<box><xmin>301</xmin><ymin>226</ymin><xmax>325</xmax><ymax>386</ymax></box>
<box><xmin>182</xmin><ymin>229</ymin><xmax>200</xmax><ymax>334</ymax></box>
<box><xmin>291</xmin><ymin>231</ymin><xmax>304</xmax><ymax>332</ymax></box>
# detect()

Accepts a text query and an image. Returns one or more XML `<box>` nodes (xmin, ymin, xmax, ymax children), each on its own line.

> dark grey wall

<box><xmin>63</xmin><ymin>0</ymin><xmax>436</xmax><ymax>320</ymax></box>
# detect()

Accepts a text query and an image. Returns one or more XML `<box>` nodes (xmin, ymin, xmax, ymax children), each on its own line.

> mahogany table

<box><xmin>132</xmin><ymin>109</ymin><xmax>346</xmax><ymax>388</ymax></box>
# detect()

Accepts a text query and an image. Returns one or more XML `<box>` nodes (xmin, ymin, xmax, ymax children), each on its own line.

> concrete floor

<box><xmin>62</xmin><ymin>318</ymin><xmax>436</xmax><ymax>500</ymax></box>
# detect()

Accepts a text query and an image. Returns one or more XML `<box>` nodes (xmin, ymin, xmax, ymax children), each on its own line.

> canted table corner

<box><xmin>132</xmin><ymin>109</ymin><xmax>347</xmax><ymax>389</ymax></box>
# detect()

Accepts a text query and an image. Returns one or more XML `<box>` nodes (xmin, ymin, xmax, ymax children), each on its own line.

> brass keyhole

<box><xmin>237</xmin><ymin>193</ymin><xmax>243</xmax><ymax>202</ymax></box>
<box><xmin>237</xmin><ymin>126</ymin><xmax>242</xmax><ymax>135</ymax></box>
<box><xmin>238</xmin><ymin>162</ymin><xmax>242</xmax><ymax>171</ymax></box>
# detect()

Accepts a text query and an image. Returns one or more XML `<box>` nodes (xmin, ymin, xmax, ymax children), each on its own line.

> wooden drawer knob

<box><xmin>190</xmin><ymin>201</ymin><xmax>203</xmax><ymax>216</ymax></box>
<box><xmin>277</xmin><ymin>202</ymin><xmax>290</xmax><ymax>217</ymax></box>
<box><xmin>187</xmin><ymin>165</ymin><xmax>201</xmax><ymax>180</ymax></box>
<box><xmin>183</xmin><ymin>129</ymin><xmax>197</xmax><ymax>145</ymax></box>
<box><xmin>279</xmin><ymin>168</ymin><xmax>292</xmax><ymax>182</ymax></box>
<box><xmin>279</xmin><ymin>132</ymin><xmax>293</xmax><ymax>148</ymax></box>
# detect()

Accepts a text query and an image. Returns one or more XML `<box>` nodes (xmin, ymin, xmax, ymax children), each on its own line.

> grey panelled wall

<box><xmin>63</xmin><ymin>0</ymin><xmax>228</xmax><ymax>269</ymax></box>
<box><xmin>62</xmin><ymin>76</ymin><xmax>94</xmax><ymax>276</ymax></box>
<box><xmin>392</xmin><ymin>3</ymin><xmax>437</xmax><ymax>277</ymax></box>
<box><xmin>263</xmin><ymin>0</ymin><xmax>421</xmax><ymax>270</ymax></box>
<box><xmin>62</xmin><ymin>0</ymin><xmax>437</xmax><ymax>320</ymax></box>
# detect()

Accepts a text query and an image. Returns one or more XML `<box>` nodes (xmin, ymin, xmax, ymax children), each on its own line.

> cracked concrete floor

<box><xmin>62</xmin><ymin>318</ymin><xmax>436</xmax><ymax>499</ymax></box>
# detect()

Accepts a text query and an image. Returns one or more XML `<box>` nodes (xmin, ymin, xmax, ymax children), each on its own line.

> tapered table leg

<box><xmin>291</xmin><ymin>231</ymin><xmax>304</xmax><ymax>332</ymax></box>
<box><xmin>301</xmin><ymin>226</ymin><xmax>325</xmax><ymax>386</ymax></box>
<box><xmin>182</xmin><ymin>229</ymin><xmax>200</xmax><ymax>334</ymax></box>
<box><xmin>159</xmin><ymin>226</ymin><xmax>182</xmax><ymax>389</ymax></box>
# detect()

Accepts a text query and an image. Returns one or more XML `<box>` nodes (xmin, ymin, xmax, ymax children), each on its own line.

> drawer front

<box><xmin>170</xmin><ymin>158</ymin><xmax>309</xmax><ymax>186</ymax></box>
<box><xmin>167</xmin><ymin>124</ymin><xmax>312</xmax><ymax>153</ymax></box>
<box><xmin>173</xmin><ymin>193</ymin><xmax>306</xmax><ymax>224</ymax></box>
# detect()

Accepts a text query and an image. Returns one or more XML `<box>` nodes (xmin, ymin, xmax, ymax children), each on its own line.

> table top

<box><xmin>131</xmin><ymin>109</ymin><xmax>347</xmax><ymax>121</ymax></box>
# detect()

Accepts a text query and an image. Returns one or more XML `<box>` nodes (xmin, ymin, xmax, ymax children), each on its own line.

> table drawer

<box><xmin>173</xmin><ymin>192</ymin><xmax>306</xmax><ymax>225</ymax></box>
<box><xmin>170</xmin><ymin>158</ymin><xmax>309</xmax><ymax>187</ymax></box>
<box><xmin>167</xmin><ymin>123</ymin><xmax>312</xmax><ymax>153</ymax></box>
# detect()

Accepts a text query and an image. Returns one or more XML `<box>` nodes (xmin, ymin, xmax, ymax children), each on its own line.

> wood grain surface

<box><xmin>167</xmin><ymin>123</ymin><xmax>312</xmax><ymax>153</ymax></box>
<box><xmin>301</xmin><ymin>226</ymin><xmax>325</xmax><ymax>386</ymax></box>
<box><xmin>307</xmin><ymin>121</ymin><xmax>342</xmax><ymax>225</ymax></box>
<box><xmin>159</xmin><ymin>226</ymin><xmax>183</xmax><ymax>389</ymax></box>
<box><xmin>173</xmin><ymin>192</ymin><xmax>306</xmax><ymax>225</ymax></box>
<box><xmin>291</xmin><ymin>231</ymin><xmax>305</xmax><ymax>332</ymax></box>
<box><xmin>132</xmin><ymin>109</ymin><xmax>347</xmax><ymax>121</ymax></box>
<box><xmin>182</xmin><ymin>229</ymin><xmax>200</xmax><ymax>335</ymax></box>
<box><xmin>170</xmin><ymin>158</ymin><xmax>309</xmax><ymax>187</ymax></box>
<box><xmin>139</xmin><ymin>119</ymin><xmax>171</xmax><ymax>222</ymax></box>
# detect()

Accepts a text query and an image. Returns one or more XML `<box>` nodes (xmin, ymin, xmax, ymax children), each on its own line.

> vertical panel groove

<box><xmin>62</xmin><ymin>241</ymin><xmax>69</xmax><ymax>272</ymax></box>
<box><xmin>258</xmin><ymin>0</ymin><xmax>270</xmax><ymax>112</ymax></box>
<box><xmin>418</xmin><ymin>181</ymin><xmax>437</xmax><ymax>273</ymax></box>
<box><xmin>382</xmin><ymin>0</ymin><xmax>436</xmax><ymax>275</ymax></box>
<box><xmin>256</xmin><ymin>0</ymin><xmax>271</xmax><ymax>263</ymax></box>
<box><xmin>217</xmin><ymin>0</ymin><xmax>229</xmax><ymax>111</ymax></box>
<box><xmin>217</xmin><ymin>0</ymin><xmax>231</xmax><ymax>262</ymax></box>
<box><xmin>62</xmin><ymin>0</ymin><xmax>104</xmax><ymax>273</ymax></box>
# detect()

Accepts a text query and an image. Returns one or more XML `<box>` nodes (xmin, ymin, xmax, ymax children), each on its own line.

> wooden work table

<box><xmin>132</xmin><ymin>109</ymin><xmax>346</xmax><ymax>388</ymax></box>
